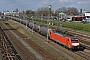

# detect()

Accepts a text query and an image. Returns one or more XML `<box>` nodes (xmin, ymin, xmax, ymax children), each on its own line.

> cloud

<box><xmin>0</xmin><ymin>0</ymin><xmax>8</xmax><ymax>4</ymax></box>
<box><xmin>78</xmin><ymin>0</ymin><xmax>90</xmax><ymax>4</ymax></box>
<box><xmin>38</xmin><ymin>0</ymin><xmax>56</xmax><ymax>7</ymax></box>
<box><xmin>70</xmin><ymin>4</ymin><xmax>76</xmax><ymax>7</ymax></box>
<box><xmin>37</xmin><ymin>0</ymin><xmax>49</xmax><ymax>7</ymax></box>
<box><xmin>51</xmin><ymin>1</ymin><xmax>55</xmax><ymax>4</ymax></box>
<box><xmin>59</xmin><ymin>0</ymin><xmax>73</xmax><ymax>2</ymax></box>
<box><xmin>41</xmin><ymin>0</ymin><xmax>49</xmax><ymax>4</ymax></box>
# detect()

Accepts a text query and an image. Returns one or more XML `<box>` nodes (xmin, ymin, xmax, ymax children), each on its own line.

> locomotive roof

<box><xmin>53</xmin><ymin>29</ymin><xmax>76</xmax><ymax>38</ymax></box>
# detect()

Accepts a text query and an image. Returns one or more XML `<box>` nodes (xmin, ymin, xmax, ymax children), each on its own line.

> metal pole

<box><xmin>32</xmin><ymin>16</ymin><xmax>34</xmax><ymax>34</ymax></box>
<box><xmin>57</xmin><ymin>17</ymin><xmax>58</xmax><ymax>26</ymax></box>
<box><xmin>50</xmin><ymin>8</ymin><xmax>51</xmax><ymax>19</ymax></box>
<box><xmin>26</xmin><ymin>21</ymin><xmax>27</xmax><ymax>29</ymax></box>
<box><xmin>33</xmin><ymin>20</ymin><xmax>34</xmax><ymax>33</ymax></box>
<box><xmin>46</xmin><ymin>5</ymin><xmax>52</xmax><ymax>43</ymax></box>
<box><xmin>49</xmin><ymin>5</ymin><xmax>52</xmax><ymax>19</ymax></box>
<box><xmin>20</xmin><ymin>19</ymin><xmax>21</xmax><ymax>25</ymax></box>
<box><xmin>19</xmin><ymin>18</ymin><xmax>20</xmax><ymax>25</ymax></box>
<box><xmin>47</xmin><ymin>15</ymin><xmax>49</xmax><ymax>43</ymax></box>
<box><xmin>47</xmin><ymin>29</ymin><xmax>48</xmax><ymax>42</ymax></box>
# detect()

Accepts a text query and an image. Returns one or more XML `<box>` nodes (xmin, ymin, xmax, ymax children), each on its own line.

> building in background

<box><xmin>80</xmin><ymin>8</ymin><xmax>90</xmax><ymax>14</ymax></box>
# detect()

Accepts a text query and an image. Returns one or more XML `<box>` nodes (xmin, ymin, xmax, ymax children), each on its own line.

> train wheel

<box><xmin>80</xmin><ymin>47</ymin><xmax>84</xmax><ymax>51</ymax></box>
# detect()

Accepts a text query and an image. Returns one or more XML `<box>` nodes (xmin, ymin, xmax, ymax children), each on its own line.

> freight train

<box><xmin>6</xmin><ymin>16</ymin><xmax>84</xmax><ymax>50</ymax></box>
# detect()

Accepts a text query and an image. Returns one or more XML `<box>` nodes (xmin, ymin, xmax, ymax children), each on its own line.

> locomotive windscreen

<box><xmin>71</xmin><ymin>38</ymin><xmax>78</xmax><ymax>42</ymax></box>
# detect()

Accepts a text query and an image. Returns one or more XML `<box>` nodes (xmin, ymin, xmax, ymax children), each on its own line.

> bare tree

<box><xmin>26</xmin><ymin>10</ymin><xmax>35</xmax><ymax>17</ymax></box>
<box><xmin>25</xmin><ymin>6</ymin><xmax>79</xmax><ymax>19</ymax></box>
<box><xmin>68</xmin><ymin>7</ymin><xmax>79</xmax><ymax>15</ymax></box>
<box><xmin>36</xmin><ymin>7</ymin><xmax>49</xmax><ymax>18</ymax></box>
<box><xmin>55</xmin><ymin>7</ymin><xmax>79</xmax><ymax>15</ymax></box>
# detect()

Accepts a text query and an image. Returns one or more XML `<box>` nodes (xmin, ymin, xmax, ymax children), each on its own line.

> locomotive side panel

<box><xmin>50</xmin><ymin>31</ymin><xmax>67</xmax><ymax>44</ymax></box>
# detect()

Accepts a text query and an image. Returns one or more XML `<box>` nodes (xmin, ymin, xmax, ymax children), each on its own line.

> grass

<box><xmin>7</xmin><ymin>20</ymin><xmax>34</xmax><ymax>39</ymax></box>
<box><xmin>30</xmin><ymin>18</ymin><xmax>90</xmax><ymax>33</ymax></box>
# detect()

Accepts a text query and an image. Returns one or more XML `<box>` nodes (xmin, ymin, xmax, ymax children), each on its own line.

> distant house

<box><xmin>1</xmin><ymin>11</ymin><xmax>19</xmax><ymax>17</ymax></box>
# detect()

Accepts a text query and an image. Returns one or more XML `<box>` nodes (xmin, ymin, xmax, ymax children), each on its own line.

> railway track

<box><xmin>0</xmin><ymin>27</ymin><xmax>21</xmax><ymax>60</ymax></box>
<box><xmin>75</xmin><ymin>51</ymin><xmax>90</xmax><ymax>60</ymax></box>
<box><xmin>0</xmin><ymin>22</ymin><xmax>59</xmax><ymax>60</ymax></box>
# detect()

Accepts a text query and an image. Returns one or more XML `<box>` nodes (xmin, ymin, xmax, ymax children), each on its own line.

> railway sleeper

<box><xmin>0</xmin><ymin>27</ymin><xmax>22</xmax><ymax>60</ymax></box>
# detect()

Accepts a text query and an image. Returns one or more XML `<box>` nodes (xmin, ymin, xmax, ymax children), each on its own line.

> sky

<box><xmin>0</xmin><ymin>0</ymin><xmax>90</xmax><ymax>11</ymax></box>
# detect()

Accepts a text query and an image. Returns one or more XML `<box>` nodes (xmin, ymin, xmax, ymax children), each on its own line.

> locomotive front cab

<box><xmin>71</xmin><ymin>38</ymin><xmax>80</xmax><ymax>50</ymax></box>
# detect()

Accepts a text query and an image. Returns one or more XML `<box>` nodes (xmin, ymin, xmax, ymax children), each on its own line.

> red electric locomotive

<box><xmin>49</xmin><ymin>30</ymin><xmax>80</xmax><ymax>50</ymax></box>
